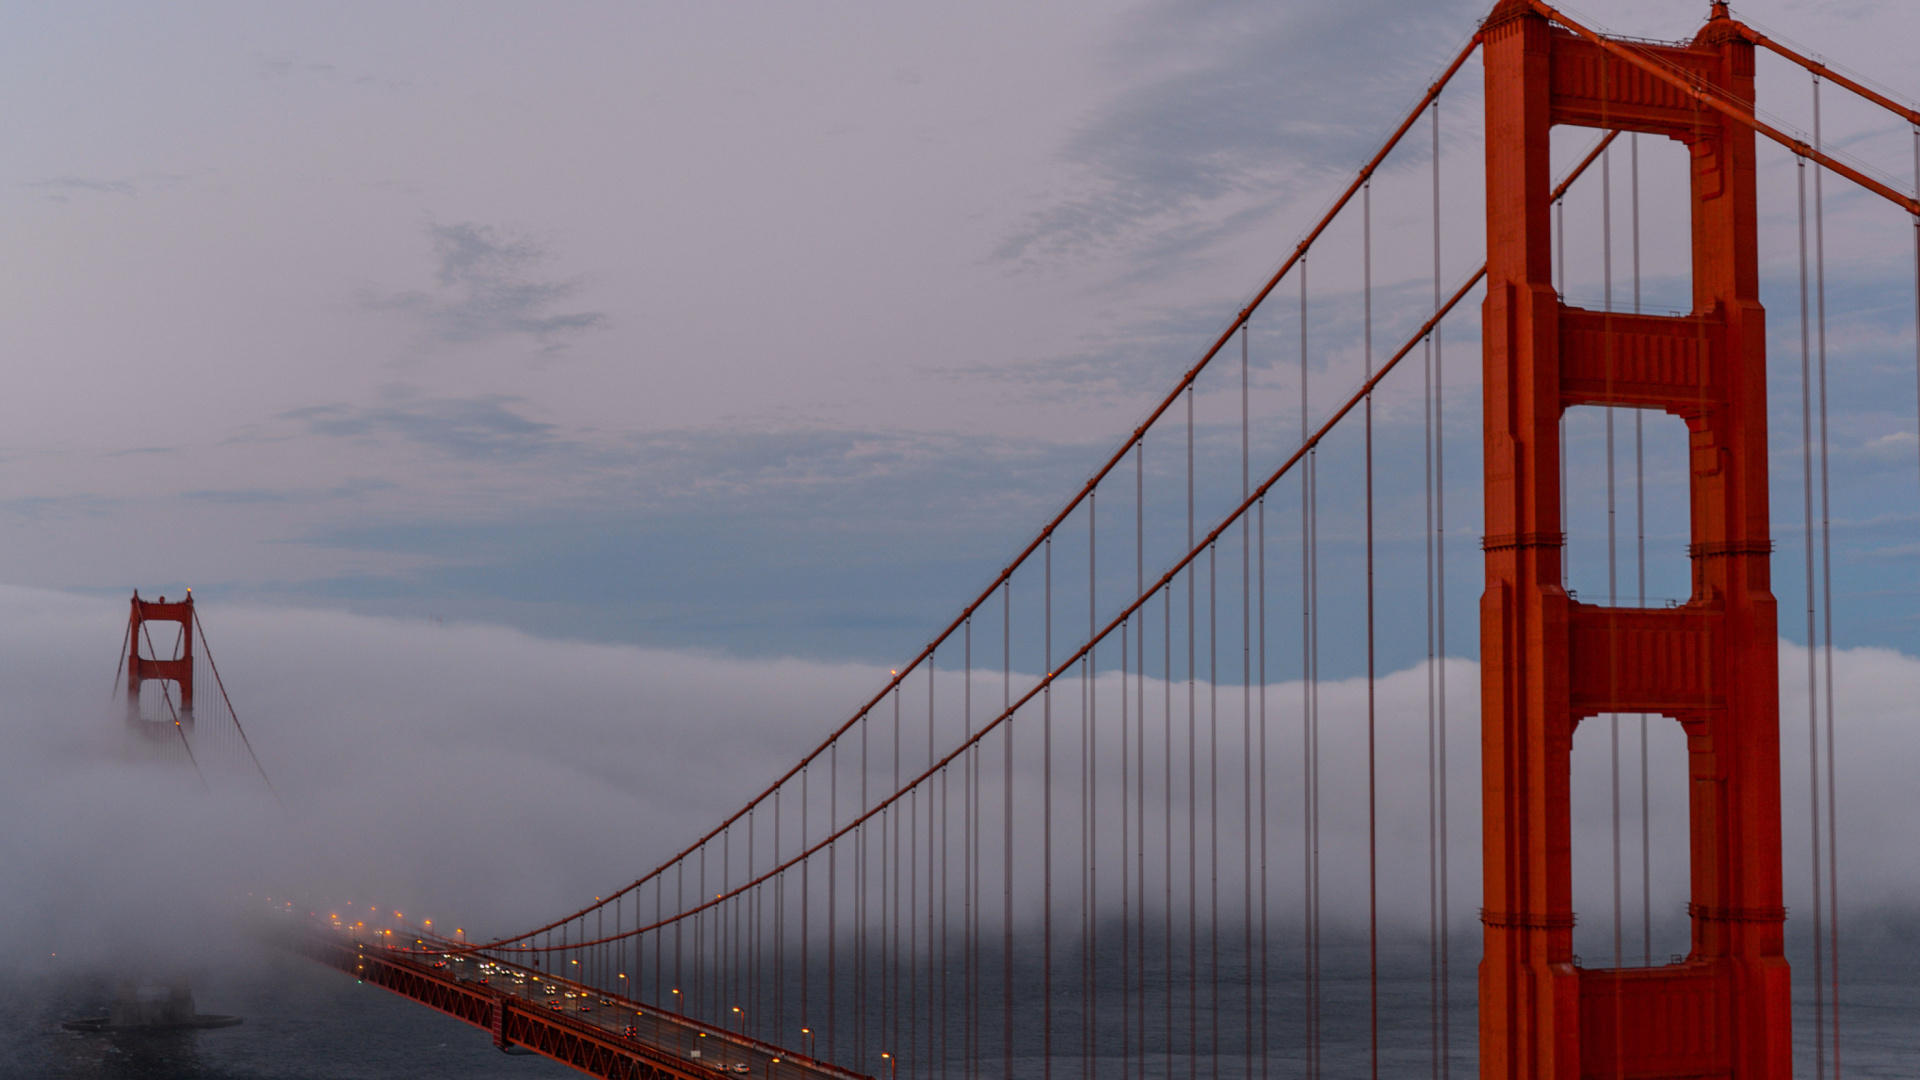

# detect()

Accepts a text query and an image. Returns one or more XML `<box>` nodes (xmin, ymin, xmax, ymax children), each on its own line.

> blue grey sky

<box><xmin>5</xmin><ymin>0</ymin><xmax>1920</xmax><ymax>667</ymax></box>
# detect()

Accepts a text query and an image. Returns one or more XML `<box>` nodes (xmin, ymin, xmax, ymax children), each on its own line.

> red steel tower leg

<box><xmin>1479</xmin><ymin>3</ymin><xmax>1789</xmax><ymax>1078</ymax></box>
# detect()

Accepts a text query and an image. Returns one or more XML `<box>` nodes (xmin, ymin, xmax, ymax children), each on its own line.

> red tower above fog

<box><xmin>1479</xmin><ymin>2</ymin><xmax>1789</xmax><ymax>1078</ymax></box>
<box><xmin>126</xmin><ymin>590</ymin><xmax>195</xmax><ymax>728</ymax></box>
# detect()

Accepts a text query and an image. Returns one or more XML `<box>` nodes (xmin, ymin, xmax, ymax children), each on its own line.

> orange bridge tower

<box><xmin>1478</xmin><ymin>3</ymin><xmax>1789</xmax><ymax>1079</ymax></box>
<box><xmin>126</xmin><ymin>590</ymin><xmax>196</xmax><ymax>730</ymax></box>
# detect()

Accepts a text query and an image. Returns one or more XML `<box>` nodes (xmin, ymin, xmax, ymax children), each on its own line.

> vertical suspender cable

<box><xmin>829</xmin><ymin>734</ymin><xmax>839</xmax><ymax>1060</ymax></box>
<box><xmin>859</xmin><ymin>712</ymin><xmax>869</xmax><ymax>1066</ymax></box>
<box><xmin>1812</xmin><ymin>74</ymin><xmax>1842</xmax><ymax>1079</ymax></box>
<box><xmin>1301</xmin><ymin>256</ymin><xmax>1320</xmax><ymax>1080</ymax></box>
<box><xmin>775</xmin><ymin>788</ymin><xmax>784</xmax><ymax>1038</ymax></box>
<box><xmin>1433</xmin><ymin>94</ymin><xmax>1451</xmax><ymax>1079</ymax></box>
<box><xmin>1242</xmin><ymin>320</ymin><xmax>1254</xmax><ymax>1080</ymax></box>
<box><xmin>1605</xmin><ymin>142</ymin><xmax>1624</xmax><ymax>986</ymax></box>
<box><xmin>1136</xmin><ymin>440</ymin><xmax>1148</xmax><ymax>1080</ymax></box>
<box><xmin>1175</xmin><ymin>378</ymin><xmax>1190</xmax><ymax>1076</ymax></box>
<box><xmin>1796</xmin><ymin>152</ymin><xmax>1826</xmax><ymax>1080</ymax></box>
<box><xmin>1121</xmin><ymin>535</ymin><xmax>1133</xmax><ymax>1080</ymax></box>
<box><xmin>1044</xmin><ymin>537</ymin><xmax>1055</xmax><ymax>1080</ymax></box>
<box><xmin>926</xmin><ymin>663</ymin><xmax>936</xmax><ymax>1080</ymax></box>
<box><xmin>885</xmin><ymin>698</ymin><xmax>896</xmax><ymax>1068</ymax></box>
<box><xmin>1257</xmin><ymin>493</ymin><xmax>1270</xmax><ymax>1080</ymax></box>
<box><xmin>1425</xmin><ymin>97</ymin><xmax>1441</xmax><ymax>1080</ymax></box>
<box><xmin>1165</xmin><ymin>576</ymin><xmax>1175</xmax><ymax>1080</ymax></box>
<box><xmin>910</xmin><ymin>700</ymin><xmax>919</xmax><ymax>1077</ymax></box>
<box><xmin>700</xmin><ymin>846</ymin><xmax>708</xmax><ymax>1020</ymax></box>
<box><xmin>941</xmin><ymin>655</ymin><xmax>952</xmax><ymax>1080</ymax></box>
<box><xmin>800</xmin><ymin>763</ymin><xmax>809</xmax><ymax>1045</ymax></box>
<box><xmin>1088</xmin><ymin>494</ymin><xmax>1099</xmax><ymax>1080</ymax></box>
<box><xmin>1186</xmin><ymin>384</ymin><xmax>1198</xmax><ymax>1080</ymax></box>
<box><xmin>966</xmin><ymin>617</ymin><xmax>976</xmax><ymax>1080</ymax></box>
<box><xmin>1004</xmin><ymin>582</ymin><xmax>1015</xmax><ymax>1080</ymax></box>
<box><xmin>1364</xmin><ymin>177</ymin><xmax>1380</xmax><ymax>1080</ymax></box>
<box><xmin>1128</xmin><ymin>440</ymin><xmax>1144</xmax><ymax>1076</ymax></box>
<box><xmin>1208</xmin><ymin>538</ymin><xmax>1219</xmax><ymax>1080</ymax></box>
<box><xmin>1633</xmin><ymin>131</ymin><xmax>1650</xmax><ymax>971</ymax></box>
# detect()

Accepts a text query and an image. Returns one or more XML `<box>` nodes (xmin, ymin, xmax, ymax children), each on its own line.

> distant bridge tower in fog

<box><xmin>114</xmin><ymin>589</ymin><xmax>281</xmax><ymax>793</ymax></box>
<box><xmin>123</xmin><ymin>590</ymin><xmax>196</xmax><ymax>733</ymax></box>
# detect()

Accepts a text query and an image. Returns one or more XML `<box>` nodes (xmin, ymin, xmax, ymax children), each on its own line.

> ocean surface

<box><xmin>2</xmin><ymin>931</ymin><xmax>1914</xmax><ymax>1079</ymax></box>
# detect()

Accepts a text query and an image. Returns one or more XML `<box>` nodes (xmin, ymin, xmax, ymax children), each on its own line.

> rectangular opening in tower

<box><xmin>1561</xmin><ymin>405</ymin><xmax>1691</xmax><ymax>607</ymax></box>
<box><xmin>1547</xmin><ymin>129</ymin><xmax>1693</xmax><ymax>317</ymax></box>
<box><xmin>1570</xmin><ymin>710</ymin><xmax>1692</xmax><ymax>968</ymax></box>
<box><xmin>134</xmin><ymin>624</ymin><xmax>187</xmax><ymax>661</ymax></box>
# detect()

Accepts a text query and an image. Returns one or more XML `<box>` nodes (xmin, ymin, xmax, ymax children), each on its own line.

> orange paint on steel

<box><xmin>1531</xmin><ymin>0</ymin><xmax>1920</xmax><ymax>217</ymax></box>
<box><xmin>126</xmin><ymin>590</ymin><xmax>196</xmax><ymax>726</ymax></box>
<box><xmin>1479</xmin><ymin>3</ymin><xmax>1789</xmax><ymax>1078</ymax></box>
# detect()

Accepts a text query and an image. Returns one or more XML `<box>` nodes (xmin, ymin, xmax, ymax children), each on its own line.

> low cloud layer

<box><xmin>3</xmin><ymin>584</ymin><xmax>1915</xmax><ymax>977</ymax></box>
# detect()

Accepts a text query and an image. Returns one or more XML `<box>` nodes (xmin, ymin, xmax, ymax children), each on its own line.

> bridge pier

<box><xmin>1480</xmin><ymin>3</ymin><xmax>1788</xmax><ymax>1078</ymax></box>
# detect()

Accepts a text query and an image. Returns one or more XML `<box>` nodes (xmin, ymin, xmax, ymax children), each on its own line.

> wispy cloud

<box><xmin>257</xmin><ymin>55</ymin><xmax>338</xmax><ymax>80</ymax></box>
<box><xmin>283</xmin><ymin>393</ymin><xmax>563</xmax><ymax>463</ymax></box>
<box><xmin>0</xmin><ymin>494</ymin><xmax>125</xmax><ymax>521</ymax></box>
<box><xmin>366</xmin><ymin>221</ymin><xmax>605</xmax><ymax>351</ymax></box>
<box><xmin>28</xmin><ymin>176</ymin><xmax>136</xmax><ymax>202</ymax></box>
<box><xmin>997</xmin><ymin>0</ymin><xmax>1481</xmax><ymax>271</ymax></box>
<box><xmin>181</xmin><ymin>478</ymin><xmax>396</xmax><ymax>506</ymax></box>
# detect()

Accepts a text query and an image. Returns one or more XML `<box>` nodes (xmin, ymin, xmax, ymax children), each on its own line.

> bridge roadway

<box><xmin>290</xmin><ymin>918</ymin><xmax>870</xmax><ymax>1080</ymax></box>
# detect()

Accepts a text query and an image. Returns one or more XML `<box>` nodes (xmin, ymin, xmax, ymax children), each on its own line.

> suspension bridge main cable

<box><xmin>460</xmin><ymin>128</ymin><xmax>1624</xmax><ymax>976</ymax></box>
<box><xmin>193</xmin><ymin>611</ymin><xmax>286</xmax><ymax>811</ymax></box>
<box><xmin>476</xmin><ymin>264</ymin><xmax>1478</xmax><ymax>973</ymax></box>
<box><xmin>458</xmin><ymin>26</ymin><xmax>1488</xmax><ymax>961</ymax></box>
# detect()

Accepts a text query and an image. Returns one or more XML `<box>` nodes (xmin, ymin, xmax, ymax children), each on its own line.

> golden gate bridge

<box><xmin>193</xmin><ymin>2</ymin><xmax>1920</xmax><ymax>1077</ymax></box>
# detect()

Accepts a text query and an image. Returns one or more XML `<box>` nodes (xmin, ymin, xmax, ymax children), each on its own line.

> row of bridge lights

<box><xmin>319</xmin><ymin>898</ymin><xmax>899</xmax><ymax>1075</ymax></box>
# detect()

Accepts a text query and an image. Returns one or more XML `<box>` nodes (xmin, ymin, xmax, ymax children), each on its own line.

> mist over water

<box><xmin>4</xmin><ymin>583</ymin><xmax>1920</xmax><ymax>1076</ymax></box>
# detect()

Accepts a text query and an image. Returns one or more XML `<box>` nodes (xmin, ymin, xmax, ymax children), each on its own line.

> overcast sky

<box><xmin>8</xmin><ymin>0</ymin><xmax>1920</xmax><ymax>663</ymax></box>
